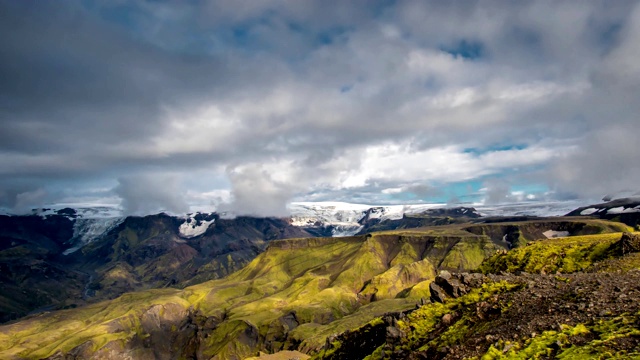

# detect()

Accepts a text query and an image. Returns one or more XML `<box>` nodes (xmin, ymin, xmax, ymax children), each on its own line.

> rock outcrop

<box><xmin>429</xmin><ymin>271</ymin><xmax>485</xmax><ymax>303</ymax></box>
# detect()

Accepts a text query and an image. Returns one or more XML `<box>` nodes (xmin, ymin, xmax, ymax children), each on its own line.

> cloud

<box><xmin>114</xmin><ymin>174</ymin><xmax>189</xmax><ymax>215</ymax></box>
<box><xmin>482</xmin><ymin>180</ymin><xmax>512</xmax><ymax>205</ymax></box>
<box><xmin>13</xmin><ymin>189</ymin><xmax>48</xmax><ymax>214</ymax></box>
<box><xmin>220</xmin><ymin>164</ymin><xmax>294</xmax><ymax>217</ymax></box>
<box><xmin>0</xmin><ymin>1</ymin><xmax>639</xmax><ymax>214</ymax></box>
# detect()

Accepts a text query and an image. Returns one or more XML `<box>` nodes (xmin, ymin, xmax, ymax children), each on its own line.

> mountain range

<box><xmin>1</xmin><ymin>199</ymin><xmax>640</xmax><ymax>359</ymax></box>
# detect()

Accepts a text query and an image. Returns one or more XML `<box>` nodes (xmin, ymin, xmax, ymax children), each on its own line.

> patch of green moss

<box><xmin>480</xmin><ymin>233</ymin><xmax>624</xmax><ymax>274</ymax></box>
<box><xmin>439</xmin><ymin>238</ymin><xmax>498</xmax><ymax>271</ymax></box>
<box><xmin>202</xmin><ymin>320</ymin><xmax>258</xmax><ymax>359</ymax></box>
<box><xmin>390</xmin><ymin>240</ymin><xmax>420</xmax><ymax>267</ymax></box>
<box><xmin>293</xmin><ymin>299</ymin><xmax>415</xmax><ymax>353</ymax></box>
<box><xmin>359</xmin><ymin>259</ymin><xmax>436</xmax><ymax>301</ymax></box>
<box><xmin>592</xmin><ymin>252</ymin><xmax>640</xmax><ymax>273</ymax></box>
<box><xmin>481</xmin><ymin>315</ymin><xmax>640</xmax><ymax>359</ymax></box>
<box><xmin>389</xmin><ymin>281</ymin><xmax>521</xmax><ymax>354</ymax></box>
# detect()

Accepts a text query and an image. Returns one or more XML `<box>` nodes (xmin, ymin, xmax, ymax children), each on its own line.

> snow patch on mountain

<box><xmin>179</xmin><ymin>214</ymin><xmax>215</xmax><ymax>238</ymax></box>
<box><xmin>26</xmin><ymin>205</ymin><xmax>123</xmax><ymax>219</ymax></box>
<box><xmin>543</xmin><ymin>230</ymin><xmax>570</xmax><ymax>238</ymax></box>
<box><xmin>289</xmin><ymin>202</ymin><xmax>371</xmax><ymax>227</ymax></box>
<box><xmin>580</xmin><ymin>208</ymin><xmax>599</xmax><ymax>215</ymax></box>
<box><xmin>607</xmin><ymin>206</ymin><xmax>640</xmax><ymax>214</ymax></box>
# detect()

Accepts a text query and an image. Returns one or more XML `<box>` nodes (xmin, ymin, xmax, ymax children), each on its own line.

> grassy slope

<box><xmin>0</xmin><ymin>229</ymin><xmax>492</xmax><ymax>359</ymax></box>
<box><xmin>0</xmin><ymin>289</ymin><xmax>188</xmax><ymax>359</ymax></box>
<box><xmin>479</xmin><ymin>233</ymin><xmax>624</xmax><ymax>274</ymax></box>
<box><xmin>0</xmin><ymin>219</ymin><xmax>629</xmax><ymax>359</ymax></box>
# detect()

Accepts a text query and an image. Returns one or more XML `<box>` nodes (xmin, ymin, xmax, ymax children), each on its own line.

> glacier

<box><xmin>63</xmin><ymin>217</ymin><xmax>125</xmax><ymax>255</ymax></box>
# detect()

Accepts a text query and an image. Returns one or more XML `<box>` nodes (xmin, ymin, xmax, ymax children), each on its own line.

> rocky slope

<box><xmin>0</xmin><ymin>214</ymin><xmax>84</xmax><ymax>323</ymax></box>
<box><xmin>315</xmin><ymin>232</ymin><xmax>640</xmax><ymax>359</ymax></box>
<box><xmin>0</xmin><ymin>218</ymin><xmax>631</xmax><ymax>359</ymax></box>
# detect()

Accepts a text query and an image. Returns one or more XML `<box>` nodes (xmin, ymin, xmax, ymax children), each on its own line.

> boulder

<box><xmin>620</xmin><ymin>232</ymin><xmax>640</xmax><ymax>255</ymax></box>
<box><xmin>386</xmin><ymin>326</ymin><xmax>405</xmax><ymax>340</ymax></box>
<box><xmin>429</xmin><ymin>282</ymin><xmax>448</xmax><ymax>303</ymax></box>
<box><xmin>435</xmin><ymin>272</ymin><xmax>468</xmax><ymax>298</ymax></box>
<box><xmin>460</xmin><ymin>272</ymin><xmax>485</xmax><ymax>287</ymax></box>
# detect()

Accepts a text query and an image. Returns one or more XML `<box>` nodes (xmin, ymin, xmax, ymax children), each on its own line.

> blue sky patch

<box><xmin>440</xmin><ymin>40</ymin><xmax>484</xmax><ymax>60</ymax></box>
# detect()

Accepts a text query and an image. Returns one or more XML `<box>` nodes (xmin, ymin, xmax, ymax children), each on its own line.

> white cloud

<box><xmin>337</xmin><ymin>142</ymin><xmax>565</xmax><ymax>189</ymax></box>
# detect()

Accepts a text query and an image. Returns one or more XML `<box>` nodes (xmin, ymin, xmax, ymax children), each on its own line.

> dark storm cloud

<box><xmin>1</xmin><ymin>1</ymin><xmax>639</xmax><ymax>214</ymax></box>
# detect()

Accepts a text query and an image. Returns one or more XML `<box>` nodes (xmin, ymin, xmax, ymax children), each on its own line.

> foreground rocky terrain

<box><xmin>319</xmin><ymin>232</ymin><xmax>640</xmax><ymax>359</ymax></box>
<box><xmin>0</xmin><ymin>216</ymin><xmax>634</xmax><ymax>359</ymax></box>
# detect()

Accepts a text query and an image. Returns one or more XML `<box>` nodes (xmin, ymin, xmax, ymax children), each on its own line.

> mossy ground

<box><xmin>480</xmin><ymin>314</ymin><xmax>640</xmax><ymax>359</ymax></box>
<box><xmin>246</xmin><ymin>350</ymin><xmax>311</xmax><ymax>360</ymax></box>
<box><xmin>312</xmin><ymin>226</ymin><xmax>640</xmax><ymax>360</ymax></box>
<box><xmin>293</xmin><ymin>298</ymin><xmax>417</xmax><ymax>353</ymax></box>
<box><xmin>0</xmin><ymin>289</ymin><xmax>187</xmax><ymax>359</ymax></box>
<box><xmin>480</xmin><ymin>233</ymin><xmax>626</xmax><ymax>274</ymax></box>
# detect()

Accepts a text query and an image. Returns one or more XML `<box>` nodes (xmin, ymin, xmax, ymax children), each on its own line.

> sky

<box><xmin>1</xmin><ymin>1</ymin><xmax>640</xmax><ymax>216</ymax></box>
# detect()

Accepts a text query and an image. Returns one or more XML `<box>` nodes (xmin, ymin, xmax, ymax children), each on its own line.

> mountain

<box><xmin>0</xmin><ymin>198</ymin><xmax>623</xmax><ymax>324</ymax></box>
<box><xmin>0</xmin><ymin>217</ymin><xmax>630</xmax><ymax>359</ymax></box>
<box><xmin>0</xmin><ymin>212</ymin><xmax>311</xmax><ymax>323</ymax></box>
<box><xmin>290</xmin><ymin>200</ymin><xmax>593</xmax><ymax>236</ymax></box>
<box><xmin>0</xmin><ymin>202</ymin><xmax>484</xmax><ymax>324</ymax></box>
<box><xmin>566</xmin><ymin>197</ymin><xmax>640</xmax><ymax>228</ymax></box>
<box><xmin>0</xmin><ymin>214</ymin><xmax>82</xmax><ymax>322</ymax></box>
<box><xmin>290</xmin><ymin>202</ymin><xmax>483</xmax><ymax>236</ymax></box>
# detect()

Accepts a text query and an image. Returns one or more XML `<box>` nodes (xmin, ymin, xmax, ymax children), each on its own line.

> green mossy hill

<box><xmin>78</xmin><ymin>214</ymin><xmax>314</xmax><ymax>301</ymax></box>
<box><xmin>0</xmin><ymin>228</ymin><xmax>498</xmax><ymax>360</ymax></box>
<box><xmin>479</xmin><ymin>232</ymin><xmax>635</xmax><ymax>274</ymax></box>
<box><xmin>464</xmin><ymin>218</ymin><xmax>629</xmax><ymax>249</ymax></box>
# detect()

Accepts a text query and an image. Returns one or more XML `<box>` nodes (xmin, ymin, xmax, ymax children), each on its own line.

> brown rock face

<box><xmin>620</xmin><ymin>232</ymin><xmax>640</xmax><ymax>255</ymax></box>
<box><xmin>430</xmin><ymin>271</ymin><xmax>485</xmax><ymax>303</ymax></box>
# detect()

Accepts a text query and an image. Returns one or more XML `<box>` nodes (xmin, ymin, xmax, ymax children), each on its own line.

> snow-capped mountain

<box><xmin>565</xmin><ymin>197</ymin><xmax>640</xmax><ymax>229</ymax></box>
<box><xmin>473</xmin><ymin>200</ymin><xmax>594</xmax><ymax>218</ymax></box>
<box><xmin>289</xmin><ymin>202</ymin><xmax>446</xmax><ymax>236</ymax></box>
<box><xmin>0</xmin><ymin>199</ymin><xmax>597</xmax><ymax>255</ymax></box>
<box><xmin>286</xmin><ymin>200</ymin><xmax>587</xmax><ymax>236</ymax></box>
